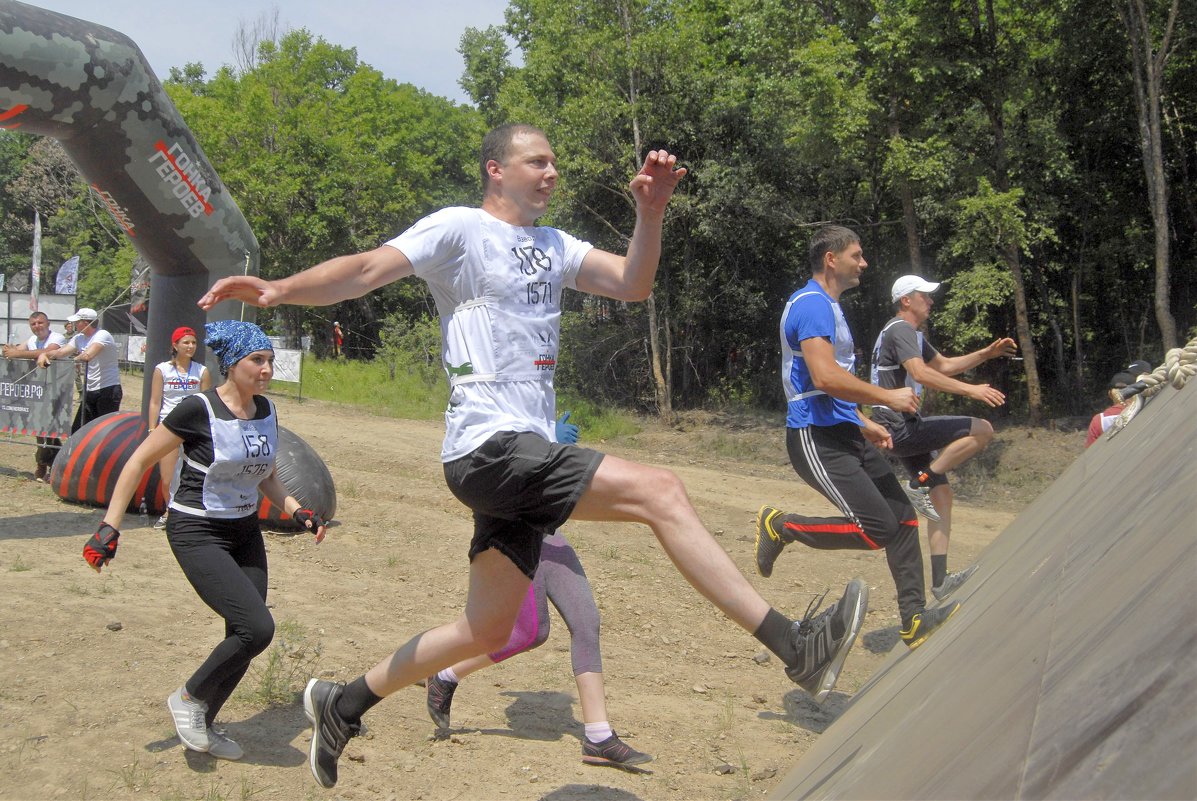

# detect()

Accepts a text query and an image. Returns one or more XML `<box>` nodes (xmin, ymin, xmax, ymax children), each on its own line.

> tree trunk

<box><xmin>888</xmin><ymin>99</ymin><xmax>922</xmax><ymax>271</ymax></box>
<box><xmin>1120</xmin><ymin>0</ymin><xmax>1180</xmax><ymax>350</ymax></box>
<box><xmin>974</xmin><ymin>0</ymin><xmax>1044</xmax><ymax>422</ymax></box>
<box><xmin>619</xmin><ymin>0</ymin><xmax>671</xmax><ymax>419</ymax></box>
<box><xmin>1003</xmin><ymin>244</ymin><xmax>1043</xmax><ymax>422</ymax></box>
<box><xmin>646</xmin><ymin>293</ymin><xmax>672</xmax><ymax>419</ymax></box>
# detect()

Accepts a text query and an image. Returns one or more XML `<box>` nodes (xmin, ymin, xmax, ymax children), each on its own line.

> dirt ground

<box><xmin>0</xmin><ymin>374</ymin><xmax>1084</xmax><ymax>801</ymax></box>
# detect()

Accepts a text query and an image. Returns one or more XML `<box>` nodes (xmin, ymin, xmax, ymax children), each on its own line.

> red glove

<box><xmin>83</xmin><ymin>523</ymin><xmax>120</xmax><ymax>572</ymax></box>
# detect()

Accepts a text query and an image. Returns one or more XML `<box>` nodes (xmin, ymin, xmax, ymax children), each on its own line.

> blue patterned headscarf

<box><xmin>204</xmin><ymin>320</ymin><xmax>273</xmax><ymax>376</ymax></box>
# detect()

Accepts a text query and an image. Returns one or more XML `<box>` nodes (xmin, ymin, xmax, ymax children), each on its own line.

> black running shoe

<box><xmin>303</xmin><ymin>679</ymin><xmax>361</xmax><ymax>788</ymax></box>
<box><xmin>755</xmin><ymin>505</ymin><xmax>787</xmax><ymax>578</ymax></box>
<box><xmin>931</xmin><ymin>564</ymin><xmax>978</xmax><ymax>601</ymax></box>
<box><xmin>582</xmin><ymin>732</ymin><xmax>653</xmax><ymax>769</ymax></box>
<box><xmin>899</xmin><ymin>601</ymin><xmax>961</xmax><ymax>649</ymax></box>
<box><xmin>425</xmin><ymin>674</ymin><xmax>458</xmax><ymax>729</ymax></box>
<box><xmin>785</xmin><ymin>578</ymin><xmax>869</xmax><ymax>702</ymax></box>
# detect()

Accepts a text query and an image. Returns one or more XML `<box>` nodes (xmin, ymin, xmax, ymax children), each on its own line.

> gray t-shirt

<box><xmin>870</xmin><ymin>317</ymin><xmax>938</xmax><ymax>418</ymax></box>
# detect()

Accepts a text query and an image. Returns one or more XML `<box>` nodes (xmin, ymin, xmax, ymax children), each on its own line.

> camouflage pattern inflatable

<box><xmin>1</xmin><ymin>1</ymin><xmax>335</xmax><ymax>522</ymax></box>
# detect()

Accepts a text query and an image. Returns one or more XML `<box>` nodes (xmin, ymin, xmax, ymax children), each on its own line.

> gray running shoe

<box><xmin>754</xmin><ymin>505</ymin><xmax>787</xmax><ymax>578</ymax></box>
<box><xmin>785</xmin><ymin>579</ymin><xmax>869</xmax><ymax>702</ymax></box>
<box><xmin>900</xmin><ymin>601</ymin><xmax>961</xmax><ymax>649</ymax></box>
<box><xmin>582</xmin><ymin>732</ymin><xmax>654</xmax><ymax>770</ymax></box>
<box><xmin>303</xmin><ymin>679</ymin><xmax>361</xmax><ymax>788</ymax></box>
<box><xmin>425</xmin><ymin>674</ymin><xmax>458</xmax><ymax>729</ymax></box>
<box><xmin>153</xmin><ymin>513</ymin><xmax>168</xmax><ymax>530</ymax></box>
<box><xmin>167</xmin><ymin>687</ymin><xmax>210</xmax><ymax>752</ymax></box>
<box><xmin>931</xmin><ymin>564</ymin><xmax>978</xmax><ymax>601</ymax></box>
<box><xmin>903</xmin><ymin>481</ymin><xmax>941</xmax><ymax>521</ymax></box>
<box><xmin>206</xmin><ymin>728</ymin><xmax>243</xmax><ymax>760</ymax></box>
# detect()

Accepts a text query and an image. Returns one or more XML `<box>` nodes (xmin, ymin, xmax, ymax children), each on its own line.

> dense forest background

<box><xmin>2</xmin><ymin>0</ymin><xmax>1193</xmax><ymax>422</ymax></box>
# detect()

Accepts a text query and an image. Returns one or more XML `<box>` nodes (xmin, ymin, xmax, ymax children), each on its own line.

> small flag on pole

<box><xmin>30</xmin><ymin>210</ymin><xmax>41</xmax><ymax>311</ymax></box>
<box><xmin>56</xmin><ymin>255</ymin><xmax>79</xmax><ymax>295</ymax></box>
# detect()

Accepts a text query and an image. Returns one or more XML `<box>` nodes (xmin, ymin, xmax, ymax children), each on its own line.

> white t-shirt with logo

<box><xmin>70</xmin><ymin>328</ymin><xmax>120</xmax><ymax>391</ymax></box>
<box><xmin>154</xmin><ymin>360</ymin><xmax>209</xmax><ymax>421</ymax></box>
<box><xmin>387</xmin><ymin>207</ymin><xmax>593</xmax><ymax>462</ymax></box>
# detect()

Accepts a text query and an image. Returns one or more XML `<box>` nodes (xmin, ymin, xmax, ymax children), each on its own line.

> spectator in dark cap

<box><xmin>1085</xmin><ymin>361</ymin><xmax>1153</xmax><ymax>447</ymax></box>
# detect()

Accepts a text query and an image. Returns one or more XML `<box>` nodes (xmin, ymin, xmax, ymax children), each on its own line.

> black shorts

<box><xmin>875</xmin><ymin>411</ymin><xmax>973</xmax><ymax>486</ymax></box>
<box><xmin>443</xmin><ymin>430</ymin><xmax>604</xmax><ymax>578</ymax></box>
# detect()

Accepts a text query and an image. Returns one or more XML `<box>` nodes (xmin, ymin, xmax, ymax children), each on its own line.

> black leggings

<box><xmin>167</xmin><ymin>511</ymin><xmax>274</xmax><ymax>725</ymax></box>
<box><xmin>783</xmin><ymin>424</ymin><xmax>926</xmax><ymax>625</ymax></box>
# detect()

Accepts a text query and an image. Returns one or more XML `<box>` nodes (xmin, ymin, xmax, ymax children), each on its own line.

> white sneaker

<box><xmin>207</xmin><ymin>728</ymin><xmax>243</xmax><ymax>760</ymax></box>
<box><xmin>153</xmin><ymin>514</ymin><xmax>168</xmax><ymax>530</ymax></box>
<box><xmin>903</xmin><ymin>482</ymin><xmax>941</xmax><ymax>521</ymax></box>
<box><xmin>167</xmin><ymin>687</ymin><xmax>210</xmax><ymax>752</ymax></box>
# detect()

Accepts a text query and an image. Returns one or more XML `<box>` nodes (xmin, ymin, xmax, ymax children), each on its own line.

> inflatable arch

<box><xmin>0</xmin><ymin>0</ymin><xmax>335</xmax><ymax>526</ymax></box>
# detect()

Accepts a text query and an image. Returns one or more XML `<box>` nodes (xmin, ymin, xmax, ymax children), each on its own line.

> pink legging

<box><xmin>486</xmin><ymin>531</ymin><xmax>602</xmax><ymax>675</ymax></box>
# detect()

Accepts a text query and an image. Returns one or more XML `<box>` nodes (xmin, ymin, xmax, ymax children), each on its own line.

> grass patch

<box><xmin>291</xmin><ymin>356</ymin><xmax>641</xmax><ymax>440</ymax></box>
<box><xmin>238</xmin><ymin>619</ymin><xmax>323</xmax><ymax>707</ymax></box>
<box><xmin>8</xmin><ymin>556</ymin><xmax>31</xmax><ymax>572</ymax></box>
<box><xmin>296</xmin><ymin>356</ymin><xmax>447</xmax><ymax>421</ymax></box>
<box><xmin>555</xmin><ymin>394</ymin><xmax>640</xmax><ymax>441</ymax></box>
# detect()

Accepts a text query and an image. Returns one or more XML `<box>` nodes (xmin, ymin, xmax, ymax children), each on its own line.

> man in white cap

<box><xmin>868</xmin><ymin>275</ymin><xmax>1016</xmax><ymax>600</ymax></box>
<box><xmin>37</xmin><ymin>307</ymin><xmax>122</xmax><ymax>431</ymax></box>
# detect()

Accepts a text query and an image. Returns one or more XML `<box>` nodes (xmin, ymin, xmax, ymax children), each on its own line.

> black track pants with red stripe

<box><xmin>783</xmin><ymin>423</ymin><xmax>926</xmax><ymax>625</ymax></box>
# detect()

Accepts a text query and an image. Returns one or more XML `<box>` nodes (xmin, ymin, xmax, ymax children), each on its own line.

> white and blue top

<box><xmin>780</xmin><ymin>279</ymin><xmax>861</xmax><ymax>429</ymax></box>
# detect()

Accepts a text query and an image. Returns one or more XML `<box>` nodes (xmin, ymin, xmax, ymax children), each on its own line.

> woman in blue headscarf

<box><xmin>82</xmin><ymin>321</ymin><xmax>328</xmax><ymax>760</ymax></box>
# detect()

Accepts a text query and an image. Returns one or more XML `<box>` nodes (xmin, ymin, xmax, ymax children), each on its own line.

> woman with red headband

<box><xmin>147</xmin><ymin>326</ymin><xmax>212</xmax><ymax>528</ymax></box>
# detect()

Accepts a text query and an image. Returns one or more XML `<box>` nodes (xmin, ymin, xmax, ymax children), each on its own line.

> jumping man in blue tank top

<box><xmin>754</xmin><ymin>226</ymin><xmax>962</xmax><ymax>651</ymax></box>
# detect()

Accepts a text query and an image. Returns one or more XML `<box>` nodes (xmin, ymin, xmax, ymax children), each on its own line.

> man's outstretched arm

<box><xmin>575</xmin><ymin>149</ymin><xmax>687</xmax><ymax>302</ymax></box>
<box><xmin>903</xmin><ymin>356</ymin><xmax>1006</xmax><ymax>407</ymax></box>
<box><xmin>198</xmin><ymin>246</ymin><xmax>415</xmax><ymax>310</ymax></box>
<box><xmin>930</xmin><ymin>337</ymin><xmax>1017</xmax><ymax>377</ymax></box>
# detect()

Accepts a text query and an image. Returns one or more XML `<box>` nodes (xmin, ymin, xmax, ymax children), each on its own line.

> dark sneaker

<box><xmin>582</xmin><ymin>732</ymin><xmax>653</xmax><ymax>770</ymax></box>
<box><xmin>900</xmin><ymin>601</ymin><xmax>961</xmax><ymax>649</ymax></box>
<box><xmin>785</xmin><ymin>578</ymin><xmax>869</xmax><ymax>702</ymax></box>
<box><xmin>903</xmin><ymin>480</ymin><xmax>941</xmax><ymax>521</ymax></box>
<box><xmin>755</xmin><ymin>505</ymin><xmax>787</xmax><ymax>578</ymax></box>
<box><xmin>931</xmin><ymin>564</ymin><xmax>978</xmax><ymax>601</ymax></box>
<box><xmin>425</xmin><ymin>674</ymin><xmax>458</xmax><ymax>729</ymax></box>
<box><xmin>303</xmin><ymin>679</ymin><xmax>360</xmax><ymax>788</ymax></box>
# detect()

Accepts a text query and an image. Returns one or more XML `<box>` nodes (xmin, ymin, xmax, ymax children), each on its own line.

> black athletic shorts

<box><xmin>874</xmin><ymin>410</ymin><xmax>973</xmax><ymax>486</ymax></box>
<box><xmin>443</xmin><ymin>430</ymin><xmax>604</xmax><ymax>578</ymax></box>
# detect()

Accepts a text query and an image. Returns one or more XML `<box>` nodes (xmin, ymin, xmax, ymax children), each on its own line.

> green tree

<box><xmin>166</xmin><ymin>29</ymin><xmax>484</xmax><ymax>354</ymax></box>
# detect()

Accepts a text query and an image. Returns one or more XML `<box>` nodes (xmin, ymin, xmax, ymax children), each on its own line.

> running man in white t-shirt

<box><xmin>200</xmin><ymin>124</ymin><xmax>869</xmax><ymax>789</ymax></box>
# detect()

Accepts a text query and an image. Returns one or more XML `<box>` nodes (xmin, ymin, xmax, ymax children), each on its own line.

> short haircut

<box><xmin>28</xmin><ymin>311</ymin><xmax>48</xmax><ymax>321</ymax></box>
<box><xmin>480</xmin><ymin>123</ymin><xmax>546</xmax><ymax>191</ymax></box>
<box><xmin>808</xmin><ymin>225</ymin><xmax>860</xmax><ymax>273</ymax></box>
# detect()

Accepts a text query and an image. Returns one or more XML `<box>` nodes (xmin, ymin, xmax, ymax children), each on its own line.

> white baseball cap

<box><xmin>891</xmin><ymin>275</ymin><xmax>941</xmax><ymax>303</ymax></box>
<box><xmin>67</xmin><ymin>307</ymin><xmax>98</xmax><ymax>322</ymax></box>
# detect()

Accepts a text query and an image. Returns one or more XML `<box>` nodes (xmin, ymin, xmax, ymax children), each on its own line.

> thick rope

<box><xmin>1106</xmin><ymin>336</ymin><xmax>1197</xmax><ymax>439</ymax></box>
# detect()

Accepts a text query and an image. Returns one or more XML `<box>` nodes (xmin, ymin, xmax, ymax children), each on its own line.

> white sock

<box><xmin>585</xmin><ymin>721</ymin><xmax>613</xmax><ymax>743</ymax></box>
<box><xmin>436</xmin><ymin>667</ymin><xmax>459</xmax><ymax>684</ymax></box>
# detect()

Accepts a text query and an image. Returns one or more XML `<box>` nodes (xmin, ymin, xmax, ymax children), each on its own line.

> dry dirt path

<box><xmin>0</xmin><ymin>375</ymin><xmax>1021</xmax><ymax>801</ymax></box>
